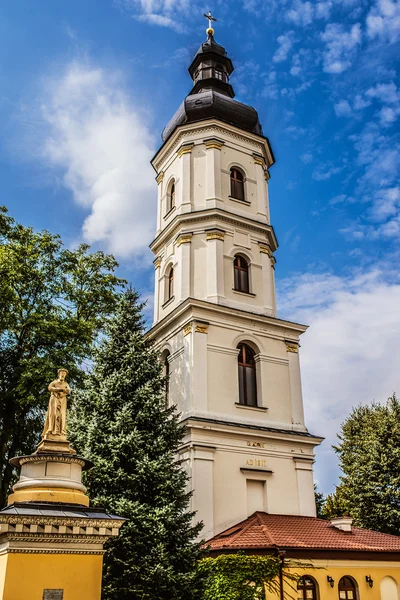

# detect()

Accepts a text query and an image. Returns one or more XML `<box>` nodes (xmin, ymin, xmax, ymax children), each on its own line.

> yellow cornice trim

<box><xmin>156</xmin><ymin>171</ymin><xmax>164</xmax><ymax>184</ymax></box>
<box><xmin>176</xmin><ymin>233</ymin><xmax>193</xmax><ymax>246</ymax></box>
<box><xmin>177</xmin><ymin>143</ymin><xmax>194</xmax><ymax>157</ymax></box>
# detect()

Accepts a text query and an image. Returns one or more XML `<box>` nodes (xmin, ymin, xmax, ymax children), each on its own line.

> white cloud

<box><xmin>312</xmin><ymin>162</ymin><xmax>343</xmax><ymax>180</ymax></box>
<box><xmin>353</xmin><ymin>94</ymin><xmax>371</xmax><ymax>110</ymax></box>
<box><xmin>300</xmin><ymin>152</ymin><xmax>313</xmax><ymax>164</ymax></box>
<box><xmin>286</xmin><ymin>0</ymin><xmax>332</xmax><ymax>25</ymax></box>
<box><xmin>367</xmin><ymin>0</ymin><xmax>400</xmax><ymax>43</ymax></box>
<box><xmin>273</xmin><ymin>32</ymin><xmax>294</xmax><ymax>63</ymax></box>
<box><xmin>117</xmin><ymin>0</ymin><xmax>192</xmax><ymax>29</ymax></box>
<box><xmin>320</xmin><ymin>22</ymin><xmax>361</xmax><ymax>74</ymax></box>
<box><xmin>366</xmin><ymin>81</ymin><xmax>400</xmax><ymax>104</ymax></box>
<box><xmin>277</xmin><ymin>269</ymin><xmax>400</xmax><ymax>493</ymax></box>
<box><xmin>36</xmin><ymin>62</ymin><xmax>156</xmax><ymax>259</ymax></box>
<box><xmin>334</xmin><ymin>99</ymin><xmax>353</xmax><ymax>117</ymax></box>
<box><xmin>287</xmin><ymin>1</ymin><xmax>314</xmax><ymax>26</ymax></box>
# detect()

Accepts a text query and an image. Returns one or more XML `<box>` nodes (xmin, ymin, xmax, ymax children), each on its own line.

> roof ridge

<box><xmin>255</xmin><ymin>512</ymin><xmax>278</xmax><ymax>547</ymax></box>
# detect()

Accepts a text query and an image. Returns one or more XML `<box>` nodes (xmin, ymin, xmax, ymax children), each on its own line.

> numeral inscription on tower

<box><xmin>43</xmin><ymin>590</ymin><xmax>64</xmax><ymax>600</ymax></box>
<box><xmin>247</xmin><ymin>441</ymin><xmax>265</xmax><ymax>448</ymax></box>
<box><xmin>245</xmin><ymin>458</ymin><xmax>267</xmax><ymax>467</ymax></box>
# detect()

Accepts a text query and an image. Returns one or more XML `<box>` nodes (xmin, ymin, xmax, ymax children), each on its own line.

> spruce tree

<box><xmin>331</xmin><ymin>394</ymin><xmax>400</xmax><ymax>534</ymax></box>
<box><xmin>69</xmin><ymin>289</ymin><xmax>203</xmax><ymax>600</ymax></box>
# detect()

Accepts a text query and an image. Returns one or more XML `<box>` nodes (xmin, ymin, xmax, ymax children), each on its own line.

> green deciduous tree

<box><xmin>330</xmin><ymin>395</ymin><xmax>400</xmax><ymax>534</ymax></box>
<box><xmin>0</xmin><ymin>206</ymin><xmax>124</xmax><ymax>507</ymax></box>
<box><xmin>68</xmin><ymin>288</ymin><xmax>203</xmax><ymax>600</ymax></box>
<box><xmin>197</xmin><ymin>554</ymin><xmax>282</xmax><ymax>600</ymax></box>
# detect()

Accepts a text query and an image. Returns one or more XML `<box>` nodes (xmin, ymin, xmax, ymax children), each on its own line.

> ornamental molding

<box><xmin>150</xmin><ymin>210</ymin><xmax>277</xmax><ymax>254</ymax></box>
<box><xmin>0</xmin><ymin>516</ymin><xmax>123</xmax><ymax>529</ymax></box>
<box><xmin>153</xmin><ymin>123</ymin><xmax>271</xmax><ymax>172</ymax></box>
<box><xmin>176</xmin><ymin>233</ymin><xmax>193</xmax><ymax>247</ymax></box>
<box><xmin>264</xmin><ymin>170</ymin><xmax>271</xmax><ymax>181</ymax></box>
<box><xmin>195</xmin><ymin>323</ymin><xmax>208</xmax><ymax>334</ymax></box>
<box><xmin>285</xmin><ymin>341</ymin><xmax>299</xmax><ymax>354</ymax></box>
<box><xmin>156</xmin><ymin>171</ymin><xmax>164</xmax><ymax>184</ymax></box>
<box><xmin>204</xmin><ymin>137</ymin><xmax>225</xmax><ymax>150</ymax></box>
<box><xmin>154</xmin><ymin>257</ymin><xmax>162</xmax><ymax>269</ymax></box>
<box><xmin>253</xmin><ymin>153</ymin><xmax>265</xmax><ymax>166</ymax></box>
<box><xmin>183</xmin><ymin>324</ymin><xmax>192</xmax><ymax>336</ymax></box>
<box><xmin>206</xmin><ymin>229</ymin><xmax>225</xmax><ymax>241</ymax></box>
<box><xmin>5</xmin><ymin>548</ymin><xmax>104</xmax><ymax>555</ymax></box>
<box><xmin>177</xmin><ymin>143</ymin><xmax>194</xmax><ymax>157</ymax></box>
<box><xmin>18</xmin><ymin>455</ymin><xmax>86</xmax><ymax>468</ymax></box>
<box><xmin>259</xmin><ymin>244</ymin><xmax>272</xmax><ymax>257</ymax></box>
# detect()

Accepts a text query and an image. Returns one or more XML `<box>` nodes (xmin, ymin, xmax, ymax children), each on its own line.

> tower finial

<box><xmin>203</xmin><ymin>10</ymin><xmax>217</xmax><ymax>37</ymax></box>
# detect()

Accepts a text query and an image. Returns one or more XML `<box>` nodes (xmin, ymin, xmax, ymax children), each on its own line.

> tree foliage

<box><xmin>68</xmin><ymin>289</ymin><xmax>203</xmax><ymax>600</ymax></box>
<box><xmin>314</xmin><ymin>485</ymin><xmax>326</xmax><ymax>519</ymax></box>
<box><xmin>197</xmin><ymin>554</ymin><xmax>282</xmax><ymax>600</ymax></box>
<box><xmin>330</xmin><ymin>394</ymin><xmax>400</xmax><ymax>534</ymax></box>
<box><xmin>0</xmin><ymin>206</ymin><xmax>124</xmax><ymax>507</ymax></box>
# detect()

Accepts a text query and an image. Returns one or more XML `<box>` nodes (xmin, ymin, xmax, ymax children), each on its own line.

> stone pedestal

<box><xmin>0</xmin><ymin>445</ymin><xmax>124</xmax><ymax>600</ymax></box>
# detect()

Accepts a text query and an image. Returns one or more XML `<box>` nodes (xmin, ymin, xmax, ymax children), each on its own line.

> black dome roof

<box><xmin>161</xmin><ymin>33</ymin><xmax>263</xmax><ymax>143</ymax></box>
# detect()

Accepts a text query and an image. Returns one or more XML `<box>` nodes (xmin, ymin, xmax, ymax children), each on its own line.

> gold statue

<box><xmin>42</xmin><ymin>368</ymin><xmax>70</xmax><ymax>439</ymax></box>
<box><xmin>36</xmin><ymin>368</ymin><xmax>75</xmax><ymax>455</ymax></box>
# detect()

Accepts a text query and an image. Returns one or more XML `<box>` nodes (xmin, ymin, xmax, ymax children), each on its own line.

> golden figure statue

<box><xmin>42</xmin><ymin>368</ymin><xmax>70</xmax><ymax>439</ymax></box>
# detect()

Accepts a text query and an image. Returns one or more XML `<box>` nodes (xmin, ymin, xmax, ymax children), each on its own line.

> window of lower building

<box><xmin>338</xmin><ymin>576</ymin><xmax>358</xmax><ymax>600</ymax></box>
<box><xmin>297</xmin><ymin>575</ymin><xmax>318</xmax><ymax>600</ymax></box>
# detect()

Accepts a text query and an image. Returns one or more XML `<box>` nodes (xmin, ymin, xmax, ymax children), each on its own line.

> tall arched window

<box><xmin>298</xmin><ymin>576</ymin><xmax>318</xmax><ymax>600</ymax></box>
<box><xmin>168</xmin><ymin>267</ymin><xmax>174</xmax><ymax>300</ymax></box>
<box><xmin>338</xmin><ymin>576</ymin><xmax>358</xmax><ymax>599</ymax></box>
<box><xmin>234</xmin><ymin>255</ymin><xmax>250</xmax><ymax>293</ymax></box>
<box><xmin>237</xmin><ymin>343</ymin><xmax>257</xmax><ymax>406</ymax></box>
<box><xmin>230</xmin><ymin>167</ymin><xmax>245</xmax><ymax>201</ymax></box>
<box><xmin>166</xmin><ymin>179</ymin><xmax>175</xmax><ymax>213</ymax></box>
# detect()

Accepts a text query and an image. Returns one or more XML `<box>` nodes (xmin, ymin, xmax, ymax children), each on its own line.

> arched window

<box><xmin>168</xmin><ymin>268</ymin><xmax>174</xmax><ymax>300</ymax></box>
<box><xmin>338</xmin><ymin>576</ymin><xmax>358</xmax><ymax>599</ymax></box>
<box><xmin>298</xmin><ymin>575</ymin><xmax>318</xmax><ymax>600</ymax></box>
<box><xmin>230</xmin><ymin>167</ymin><xmax>245</xmax><ymax>201</ymax></box>
<box><xmin>234</xmin><ymin>255</ymin><xmax>250</xmax><ymax>293</ymax></box>
<box><xmin>237</xmin><ymin>343</ymin><xmax>257</xmax><ymax>406</ymax></box>
<box><xmin>166</xmin><ymin>179</ymin><xmax>175</xmax><ymax>213</ymax></box>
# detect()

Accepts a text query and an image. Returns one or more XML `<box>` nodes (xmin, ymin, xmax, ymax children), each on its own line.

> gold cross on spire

<box><xmin>203</xmin><ymin>10</ymin><xmax>217</xmax><ymax>36</ymax></box>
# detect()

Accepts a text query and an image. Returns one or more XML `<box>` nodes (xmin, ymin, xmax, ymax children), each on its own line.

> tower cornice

<box><xmin>149</xmin><ymin>208</ymin><xmax>278</xmax><ymax>255</ymax></box>
<box><xmin>152</xmin><ymin>119</ymin><xmax>275</xmax><ymax>175</ymax></box>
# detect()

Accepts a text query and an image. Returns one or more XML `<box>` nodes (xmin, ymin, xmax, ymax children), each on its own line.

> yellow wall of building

<box><xmin>0</xmin><ymin>554</ymin><xmax>8</xmax><ymax>599</ymax></box>
<box><xmin>1</xmin><ymin>552</ymin><xmax>103</xmax><ymax>600</ymax></box>
<box><xmin>271</xmin><ymin>560</ymin><xmax>400</xmax><ymax>600</ymax></box>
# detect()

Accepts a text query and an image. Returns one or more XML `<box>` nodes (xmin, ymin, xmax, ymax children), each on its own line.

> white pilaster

<box><xmin>294</xmin><ymin>458</ymin><xmax>316</xmax><ymax>517</ymax></box>
<box><xmin>177</xmin><ymin>143</ymin><xmax>193</xmax><ymax>214</ymax></box>
<box><xmin>156</xmin><ymin>171</ymin><xmax>164</xmax><ymax>233</ymax></box>
<box><xmin>153</xmin><ymin>257</ymin><xmax>161</xmax><ymax>324</ymax></box>
<box><xmin>192</xmin><ymin>445</ymin><xmax>215</xmax><ymax>540</ymax></box>
<box><xmin>285</xmin><ymin>342</ymin><xmax>306</xmax><ymax>428</ymax></box>
<box><xmin>205</xmin><ymin>138</ymin><xmax>224</xmax><ymax>209</ymax></box>
<box><xmin>206</xmin><ymin>229</ymin><xmax>225</xmax><ymax>303</ymax></box>
<box><xmin>188</xmin><ymin>321</ymin><xmax>208</xmax><ymax>412</ymax></box>
<box><xmin>259</xmin><ymin>244</ymin><xmax>276</xmax><ymax>316</ymax></box>
<box><xmin>175</xmin><ymin>234</ymin><xmax>192</xmax><ymax>302</ymax></box>
<box><xmin>253</xmin><ymin>154</ymin><xmax>268</xmax><ymax>222</ymax></box>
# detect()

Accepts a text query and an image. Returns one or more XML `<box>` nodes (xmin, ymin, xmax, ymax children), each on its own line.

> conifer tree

<box><xmin>330</xmin><ymin>394</ymin><xmax>400</xmax><ymax>534</ymax></box>
<box><xmin>69</xmin><ymin>289</ymin><xmax>203</xmax><ymax>600</ymax></box>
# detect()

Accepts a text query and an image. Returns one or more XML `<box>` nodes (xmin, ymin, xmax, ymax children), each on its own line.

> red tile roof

<box><xmin>206</xmin><ymin>512</ymin><xmax>400</xmax><ymax>553</ymax></box>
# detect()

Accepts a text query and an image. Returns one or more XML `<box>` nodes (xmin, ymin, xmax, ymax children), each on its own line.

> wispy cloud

<box><xmin>278</xmin><ymin>269</ymin><xmax>400</xmax><ymax>493</ymax></box>
<box><xmin>116</xmin><ymin>0</ymin><xmax>192</xmax><ymax>30</ymax></box>
<box><xmin>273</xmin><ymin>32</ymin><xmax>295</xmax><ymax>63</ymax></box>
<box><xmin>320</xmin><ymin>22</ymin><xmax>361</xmax><ymax>74</ymax></box>
<box><xmin>367</xmin><ymin>0</ymin><xmax>400</xmax><ymax>43</ymax></box>
<box><xmin>25</xmin><ymin>61</ymin><xmax>156</xmax><ymax>260</ymax></box>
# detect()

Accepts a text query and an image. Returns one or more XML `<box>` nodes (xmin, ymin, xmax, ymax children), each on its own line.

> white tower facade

<box><xmin>149</xmin><ymin>31</ymin><xmax>322</xmax><ymax>540</ymax></box>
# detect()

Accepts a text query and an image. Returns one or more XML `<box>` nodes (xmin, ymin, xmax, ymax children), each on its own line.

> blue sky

<box><xmin>1</xmin><ymin>0</ymin><xmax>400</xmax><ymax>495</ymax></box>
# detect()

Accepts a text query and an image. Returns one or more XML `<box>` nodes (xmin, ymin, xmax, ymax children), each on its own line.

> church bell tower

<box><xmin>149</xmin><ymin>20</ymin><xmax>323</xmax><ymax>540</ymax></box>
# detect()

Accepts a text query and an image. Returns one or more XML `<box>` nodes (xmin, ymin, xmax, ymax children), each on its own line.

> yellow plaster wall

<box><xmin>0</xmin><ymin>554</ymin><xmax>8</xmax><ymax>598</ymax></box>
<box><xmin>269</xmin><ymin>560</ymin><xmax>400</xmax><ymax>600</ymax></box>
<box><xmin>1</xmin><ymin>552</ymin><xmax>103</xmax><ymax>600</ymax></box>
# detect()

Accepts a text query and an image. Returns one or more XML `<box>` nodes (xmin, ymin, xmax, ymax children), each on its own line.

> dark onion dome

<box><xmin>162</xmin><ymin>32</ymin><xmax>263</xmax><ymax>143</ymax></box>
